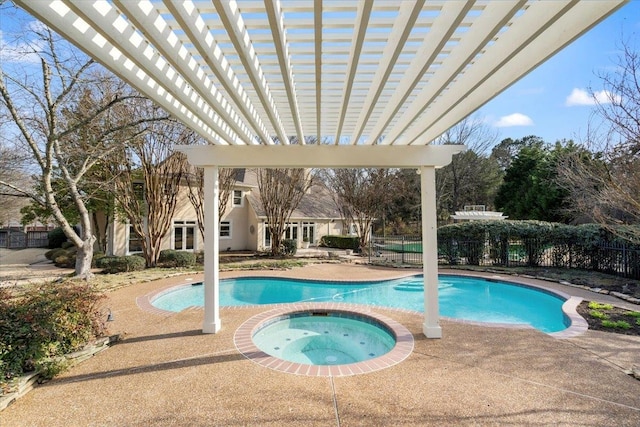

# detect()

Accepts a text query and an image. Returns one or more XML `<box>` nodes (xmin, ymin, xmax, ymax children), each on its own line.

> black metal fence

<box><xmin>369</xmin><ymin>235</ymin><xmax>424</xmax><ymax>265</ymax></box>
<box><xmin>369</xmin><ymin>234</ymin><xmax>640</xmax><ymax>280</ymax></box>
<box><xmin>0</xmin><ymin>230</ymin><xmax>49</xmax><ymax>249</ymax></box>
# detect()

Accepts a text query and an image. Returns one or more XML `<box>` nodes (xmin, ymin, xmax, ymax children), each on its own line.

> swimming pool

<box><xmin>151</xmin><ymin>275</ymin><xmax>570</xmax><ymax>333</ymax></box>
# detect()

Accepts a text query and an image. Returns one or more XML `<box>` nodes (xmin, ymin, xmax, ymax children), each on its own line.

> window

<box><xmin>264</xmin><ymin>222</ymin><xmax>298</xmax><ymax>248</ymax></box>
<box><xmin>284</xmin><ymin>223</ymin><xmax>298</xmax><ymax>240</ymax></box>
<box><xmin>127</xmin><ymin>225</ymin><xmax>143</xmax><ymax>254</ymax></box>
<box><xmin>174</xmin><ymin>220</ymin><xmax>196</xmax><ymax>251</ymax></box>
<box><xmin>302</xmin><ymin>222</ymin><xmax>315</xmax><ymax>243</ymax></box>
<box><xmin>220</xmin><ymin>221</ymin><xmax>231</xmax><ymax>239</ymax></box>
<box><xmin>233</xmin><ymin>190</ymin><xmax>243</xmax><ymax>207</ymax></box>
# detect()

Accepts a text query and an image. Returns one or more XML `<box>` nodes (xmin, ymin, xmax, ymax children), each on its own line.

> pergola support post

<box><xmin>203</xmin><ymin>166</ymin><xmax>221</xmax><ymax>333</ymax></box>
<box><xmin>421</xmin><ymin>166</ymin><xmax>442</xmax><ymax>338</ymax></box>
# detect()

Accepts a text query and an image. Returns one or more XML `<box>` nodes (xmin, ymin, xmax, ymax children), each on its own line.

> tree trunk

<box><xmin>75</xmin><ymin>235</ymin><xmax>96</xmax><ymax>279</ymax></box>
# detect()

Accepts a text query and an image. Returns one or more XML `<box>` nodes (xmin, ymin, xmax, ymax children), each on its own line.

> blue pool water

<box><xmin>253</xmin><ymin>312</ymin><xmax>395</xmax><ymax>365</ymax></box>
<box><xmin>152</xmin><ymin>275</ymin><xmax>569</xmax><ymax>333</ymax></box>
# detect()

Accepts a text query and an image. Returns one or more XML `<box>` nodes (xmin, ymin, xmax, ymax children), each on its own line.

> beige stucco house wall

<box><xmin>107</xmin><ymin>170</ymin><xmax>343</xmax><ymax>256</ymax></box>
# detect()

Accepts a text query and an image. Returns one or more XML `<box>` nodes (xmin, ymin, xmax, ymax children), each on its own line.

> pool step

<box><xmin>393</xmin><ymin>284</ymin><xmax>424</xmax><ymax>292</ymax></box>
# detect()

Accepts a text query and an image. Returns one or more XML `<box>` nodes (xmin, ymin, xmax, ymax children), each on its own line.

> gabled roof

<box><xmin>247</xmin><ymin>183</ymin><xmax>341</xmax><ymax>220</ymax></box>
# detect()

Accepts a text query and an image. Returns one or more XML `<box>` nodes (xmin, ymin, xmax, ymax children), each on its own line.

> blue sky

<box><xmin>477</xmin><ymin>1</ymin><xmax>640</xmax><ymax>144</ymax></box>
<box><xmin>1</xmin><ymin>2</ymin><xmax>639</xmax><ymax>146</ymax></box>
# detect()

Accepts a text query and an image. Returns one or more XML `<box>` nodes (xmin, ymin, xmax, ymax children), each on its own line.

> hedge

<box><xmin>95</xmin><ymin>255</ymin><xmax>146</xmax><ymax>274</ymax></box>
<box><xmin>158</xmin><ymin>250</ymin><xmax>196</xmax><ymax>267</ymax></box>
<box><xmin>437</xmin><ymin>220</ymin><xmax>640</xmax><ymax>269</ymax></box>
<box><xmin>319</xmin><ymin>235</ymin><xmax>359</xmax><ymax>250</ymax></box>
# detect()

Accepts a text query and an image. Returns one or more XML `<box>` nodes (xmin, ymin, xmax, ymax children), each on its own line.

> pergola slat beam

<box><xmin>265</xmin><ymin>0</ymin><xmax>305</xmax><ymax>145</ymax></box>
<box><xmin>416</xmin><ymin>0</ymin><xmax>627</xmax><ymax>144</ymax></box>
<box><xmin>334</xmin><ymin>1</ymin><xmax>372</xmax><ymax>144</ymax></box>
<box><xmin>349</xmin><ymin>0</ymin><xmax>425</xmax><ymax>145</ymax></box>
<box><xmin>112</xmin><ymin>0</ymin><xmax>257</xmax><ymax>145</ymax></box>
<box><xmin>384</xmin><ymin>0</ymin><xmax>526</xmax><ymax>146</ymax></box>
<box><xmin>65</xmin><ymin>1</ymin><xmax>244</xmax><ymax>145</ymax></box>
<box><xmin>177</xmin><ymin>144</ymin><xmax>465</xmax><ymax>168</ymax></box>
<box><xmin>15</xmin><ymin>0</ymin><xmax>228</xmax><ymax>146</ymax></box>
<box><xmin>314</xmin><ymin>0</ymin><xmax>322</xmax><ymax>141</ymax></box>
<box><xmin>214</xmin><ymin>0</ymin><xmax>290</xmax><ymax>144</ymax></box>
<box><xmin>364</xmin><ymin>1</ymin><xmax>474</xmax><ymax>145</ymax></box>
<box><xmin>162</xmin><ymin>0</ymin><xmax>272</xmax><ymax>145</ymax></box>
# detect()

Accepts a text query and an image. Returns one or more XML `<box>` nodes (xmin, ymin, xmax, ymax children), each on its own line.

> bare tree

<box><xmin>434</xmin><ymin>116</ymin><xmax>501</xmax><ymax>221</ymax></box>
<box><xmin>257</xmin><ymin>168</ymin><xmax>312</xmax><ymax>256</ymax></box>
<box><xmin>559</xmin><ymin>39</ymin><xmax>640</xmax><ymax>242</ymax></box>
<box><xmin>325</xmin><ymin>168</ymin><xmax>393</xmax><ymax>251</ymax></box>
<box><xmin>0</xmin><ymin>140</ymin><xmax>32</xmax><ymax>227</ymax></box>
<box><xmin>108</xmin><ymin>106</ymin><xmax>187</xmax><ymax>267</ymax></box>
<box><xmin>184</xmin><ymin>164</ymin><xmax>238</xmax><ymax>240</ymax></box>
<box><xmin>558</xmin><ymin>144</ymin><xmax>640</xmax><ymax>242</ymax></box>
<box><xmin>0</xmin><ymin>26</ymin><xmax>152</xmax><ymax>277</ymax></box>
<box><xmin>595</xmin><ymin>40</ymin><xmax>640</xmax><ymax>152</ymax></box>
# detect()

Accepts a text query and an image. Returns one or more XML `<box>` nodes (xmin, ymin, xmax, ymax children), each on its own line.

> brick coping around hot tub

<box><xmin>233</xmin><ymin>303</ymin><xmax>414</xmax><ymax>377</ymax></box>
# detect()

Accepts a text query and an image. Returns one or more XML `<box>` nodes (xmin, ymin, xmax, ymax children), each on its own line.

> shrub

<box><xmin>158</xmin><ymin>250</ymin><xmax>196</xmax><ymax>267</ymax></box>
<box><xmin>319</xmin><ymin>235</ymin><xmax>359</xmax><ymax>250</ymax></box>
<box><xmin>589</xmin><ymin>310</ymin><xmax>609</xmax><ymax>320</ymax></box>
<box><xmin>624</xmin><ymin>311</ymin><xmax>640</xmax><ymax>318</ymax></box>
<box><xmin>45</xmin><ymin>248</ymin><xmax>69</xmax><ymax>261</ymax></box>
<box><xmin>281</xmin><ymin>239</ymin><xmax>297</xmax><ymax>256</ymax></box>
<box><xmin>96</xmin><ymin>255</ymin><xmax>146</xmax><ymax>274</ymax></box>
<box><xmin>601</xmin><ymin>320</ymin><xmax>631</xmax><ymax>330</ymax></box>
<box><xmin>91</xmin><ymin>252</ymin><xmax>106</xmax><ymax>268</ymax></box>
<box><xmin>53</xmin><ymin>253</ymin><xmax>75</xmax><ymax>268</ymax></box>
<box><xmin>47</xmin><ymin>227</ymin><xmax>67</xmax><ymax>249</ymax></box>
<box><xmin>588</xmin><ymin>301</ymin><xmax>613</xmax><ymax>310</ymax></box>
<box><xmin>0</xmin><ymin>283</ymin><xmax>106</xmax><ymax>391</ymax></box>
<box><xmin>60</xmin><ymin>241</ymin><xmax>75</xmax><ymax>250</ymax></box>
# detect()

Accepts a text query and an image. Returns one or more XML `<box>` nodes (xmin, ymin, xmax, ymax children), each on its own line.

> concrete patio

<box><xmin>2</xmin><ymin>264</ymin><xmax>639</xmax><ymax>426</ymax></box>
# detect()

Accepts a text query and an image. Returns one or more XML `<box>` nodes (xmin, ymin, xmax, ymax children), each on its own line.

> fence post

<box><xmin>401</xmin><ymin>235</ymin><xmax>405</xmax><ymax>264</ymax></box>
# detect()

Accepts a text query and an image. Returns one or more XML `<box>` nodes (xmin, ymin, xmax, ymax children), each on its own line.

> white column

<box><xmin>203</xmin><ymin>166</ymin><xmax>221</xmax><ymax>333</ymax></box>
<box><xmin>420</xmin><ymin>166</ymin><xmax>442</xmax><ymax>338</ymax></box>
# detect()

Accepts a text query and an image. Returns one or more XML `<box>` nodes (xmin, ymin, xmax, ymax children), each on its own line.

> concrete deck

<box><xmin>2</xmin><ymin>264</ymin><xmax>639</xmax><ymax>426</ymax></box>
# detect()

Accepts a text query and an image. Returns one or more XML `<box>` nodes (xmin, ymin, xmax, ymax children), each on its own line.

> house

<box><xmin>106</xmin><ymin>169</ymin><xmax>344</xmax><ymax>256</ymax></box>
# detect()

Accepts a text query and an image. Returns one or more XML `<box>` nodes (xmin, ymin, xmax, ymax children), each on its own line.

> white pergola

<box><xmin>17</xmin><ymin>0</ymin><xmax>626</xmax><ymax>337</ymax></box>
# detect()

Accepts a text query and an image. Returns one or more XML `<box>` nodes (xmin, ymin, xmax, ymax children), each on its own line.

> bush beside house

<box><xmin>320</xmin><ymin>235</ymin><xmax>360</xmax><ymax>250</ymax></box>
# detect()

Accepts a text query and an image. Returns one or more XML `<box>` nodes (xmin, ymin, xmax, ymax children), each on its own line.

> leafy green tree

<box><xmin>489</xmin><ymin>136</ymin><xmax>544</xmax><ymax>171</ymax></box>
<box><xmin>495</xmin><ymin>139</ymin><xmax>573</xmax><ymax>222</ymax></box>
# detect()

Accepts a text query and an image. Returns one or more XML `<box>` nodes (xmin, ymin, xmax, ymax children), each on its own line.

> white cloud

<box><xmin>494</xmin><ymin>113</ymin><xmax>534</xmax><ymax>128</ymax></box>
<box><xmin>565</xmin><ymin>88</ymin><xmax>619</xmax><ymax>106</ymax></box>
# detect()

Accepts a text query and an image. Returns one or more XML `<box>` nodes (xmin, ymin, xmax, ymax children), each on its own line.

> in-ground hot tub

<box><xmin>253</xmin><ymin>310</ymin><xmax>395</xmax><ymax>365</ymax></box>
<box><xmin>234</xmin><ymin>304</ymin><xmax>414</xmax><ymax>377</ymax></box>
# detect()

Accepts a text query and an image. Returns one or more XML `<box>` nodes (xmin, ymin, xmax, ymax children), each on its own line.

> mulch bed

<box><xmin>576</xmin><ymin>301</ymin><xmax>640</xmax><ymax>337</ymax></box>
